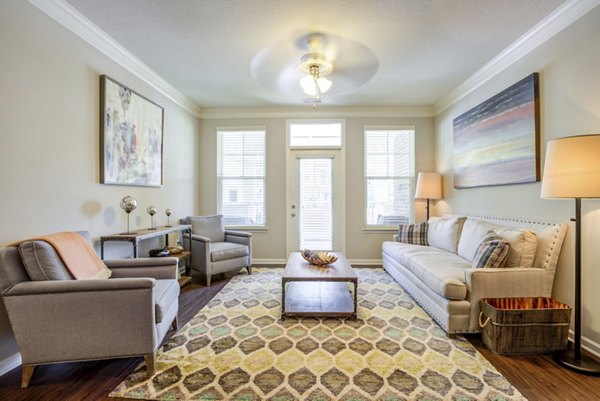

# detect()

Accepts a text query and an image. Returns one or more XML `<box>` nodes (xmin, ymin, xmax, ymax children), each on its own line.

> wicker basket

<box><xmin>479</xmin><ymin>297</ymin><xmax>571</xmax><ymax>355</ymax></box>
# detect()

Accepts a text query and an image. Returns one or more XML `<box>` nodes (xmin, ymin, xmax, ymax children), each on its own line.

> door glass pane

<box><xmin>298</xmin><ymin>158</ymin><xmax>333</xmax><ymax>250</ymax></box>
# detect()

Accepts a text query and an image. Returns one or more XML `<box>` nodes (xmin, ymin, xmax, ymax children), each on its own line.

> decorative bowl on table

<box><xmin>300</xmin><ymin>249</ymin><xmax>338</xmax><ymax>266</ymax></box>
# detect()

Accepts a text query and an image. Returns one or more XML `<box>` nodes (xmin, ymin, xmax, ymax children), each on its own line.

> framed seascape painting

<box><xmin>100</xmin><ymin>75</ymin><xmax>164</xmax><ymax>187</ymax></box>
<box><xmin>452</xmin><ymin>73</ymin><xmax>540</xmax><ymax>189</ymax></box>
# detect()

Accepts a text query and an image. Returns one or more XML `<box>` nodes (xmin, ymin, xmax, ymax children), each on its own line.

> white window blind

<box><xmin>364</xmin><ymin>128</ymin><xmax>415</xmax><ymax>226</ymax></box>
<box><xmin>298</xmin><ymin>157</ymin><xmax>333</xmax><ymax>250</ymax></box>
<box><xmin>217</xmin><ymin>129</ymin><xmax>266</xmax><ymax>227</ymax></box>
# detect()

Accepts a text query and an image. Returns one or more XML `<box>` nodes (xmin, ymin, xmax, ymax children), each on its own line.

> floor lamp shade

<box><xmin>541</xmin><ymin>135</ymin><xmax>600</xmax><ymax>198</ymax></box>
<box><xmin>541</xmin><ymin>134</ymin><xmax>600</xmax><ymax>375</ymax></box>
<box><xmin>415</xmin><ymin>173</ymin><xmax>442</xmax><ymax>200</ymax></box>
<box><xmin>415</xmin><ymin>172</ymin><xmax>442</xmax><ymax>221</ymax></box>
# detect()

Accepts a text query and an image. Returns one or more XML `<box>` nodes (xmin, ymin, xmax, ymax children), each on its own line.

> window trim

<box><xmin>216</xmin><ymin>126</ymin><xmax>267</xmax><ymax>229</ymax></box>
<box><xmin>363</xmin><ymin>125</ymin><xmax>416</xmax><ymax>230</ymax></box>
<box><xmin>286</xmin><ymin>119</ymin><xmax>345</xmax><ymax>150</ymax></box>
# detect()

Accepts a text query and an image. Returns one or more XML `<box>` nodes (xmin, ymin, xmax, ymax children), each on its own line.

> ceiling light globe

<box><xmin>317</xmin><ymin>77</ymin><xmax>332</xmax><ymax>93</ymax></box>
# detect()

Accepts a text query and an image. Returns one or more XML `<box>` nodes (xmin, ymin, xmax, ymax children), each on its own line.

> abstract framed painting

<box><xmin>100</xmin><ymin>75</ymin><xmax>164</xmax><ymax>187</ymax></box>
<box><xmin>453</xmin><ymin>73</ymin><xmax>540</xmax><ymax>189</ymax></box>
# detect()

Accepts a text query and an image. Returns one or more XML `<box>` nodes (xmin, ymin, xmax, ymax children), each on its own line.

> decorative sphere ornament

<box><xmin>146</xmin><ymin>206</ymin><xmax>157</xmax><ymax>216</ymax></box>
<box><xmin>119</xmin><ymin>196</ymin><xmax>137</xmax><ymax>214</ymax></box>
<box><xmin>165</xmin><ymin>208</ymin><xmax>173</xmax><ymax>227</ymax></box>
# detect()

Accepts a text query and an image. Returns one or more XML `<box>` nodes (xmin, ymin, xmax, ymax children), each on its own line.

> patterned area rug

<box><xmin>110</xmin><ymin>268</ymin><xmax>526</xmax><ymax>401</ymax></box>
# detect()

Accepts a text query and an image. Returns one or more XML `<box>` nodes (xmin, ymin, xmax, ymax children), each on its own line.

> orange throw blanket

<box><xmin>14</xmin><ymin>232</ymin><xmax>112</xmax><ymax>280</ymax></box>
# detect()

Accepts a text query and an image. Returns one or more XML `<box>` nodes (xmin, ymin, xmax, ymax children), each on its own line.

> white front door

<box><xmin>286</xmin><ymin>150</ymin><xmax>344</xmax><ymax>254</ymax></box>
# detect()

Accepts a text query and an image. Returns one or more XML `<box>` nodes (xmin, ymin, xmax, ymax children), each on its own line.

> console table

<box><xmin>100</xmin><ymin>224</ymin><xmax>192</xmax><ymax>266</ymax></box>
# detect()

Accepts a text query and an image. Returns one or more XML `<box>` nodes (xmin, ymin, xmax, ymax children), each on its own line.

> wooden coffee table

<box><xmin>281</xmin><ymin>252</ymin><xmax>358</xmax><ymax>320</ymax></box>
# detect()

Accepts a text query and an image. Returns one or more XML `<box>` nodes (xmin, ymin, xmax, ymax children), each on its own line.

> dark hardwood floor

<box><xmin>0</xmin><ymin>273</ymin><xmax>598</xmax><ymax>401</ymax></box>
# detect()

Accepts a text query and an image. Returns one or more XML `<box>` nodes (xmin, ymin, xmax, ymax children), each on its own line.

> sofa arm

<box><xmin>184</xmin><ymin>233</ymin><xmax>210</xmax><ymax>243</ymax></box>
<box><xmin>105</xmin><ymin>258</ymin><xmax>178</xmax><ymax>279</ymax></box>
<box><xmin>3</xmin><ymin>279</ymin><xmax>158</xmax><ymax>364</ymax></box>
<box><xmin>465</xmin><ymin>267</ymin><xmax>548</xmax><ymax>299</ymax></box>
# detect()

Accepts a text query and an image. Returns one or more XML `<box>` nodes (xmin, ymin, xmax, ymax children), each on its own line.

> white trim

<box><xmin>569</xmin><ymin>329</ymin><xmax>600</xmax><ymax>358</ymax></box>
<box><xmin>434</xmin><ymin>0</ymin><xmax>600</xmax><ymax>115</ymax></box>
<box><xmin>28</xmin><ymin>0</ymin><xmax>202</xmax><ymax>117</ymax></box>
<box><xmin>200</xmin><ymin>106</ymin><xmax>434</xmax><ymax>119</ymax></box>
<box><xmin>348</xmin><ymin>259</ymin><xmax>382</xmax><ymax>266</ymax></box>
<box><xmin>0</xmin><ymin>352</ymin><xmax>21</xmax><ymax>376</ymax></box>
<box><xmin>252</xmin><ymin>258</ymin><xmax>287</xmax><ymax>266</ymax></box>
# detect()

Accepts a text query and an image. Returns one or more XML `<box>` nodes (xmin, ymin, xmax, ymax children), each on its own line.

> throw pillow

<box><xmin>188</xmin><ymin>215</ymin><xmax>225</xmax><ymax>243</ymax></box>
<box><xmin>472</xmin><ymin>231</ymin><xmax>511</xmax><ymax>268</ymax></box>
<box><xmin>396</xmin><ymin>222</ymin><xmax>429</xmax><ymax>246</ymax></box>
<box><xmin>19</xmin><ymin>240</ymin><xmax>73</xmax><ymax>280</ymax></box>
<box><xmin>427</xmin><ymin>216</ymin><xmax>467</xmax><ymax>253</ymax></box>
<box><xmin>492</xmin><ymin>227</ymin><xmax>537</xmax><ymax>268</ymax></box>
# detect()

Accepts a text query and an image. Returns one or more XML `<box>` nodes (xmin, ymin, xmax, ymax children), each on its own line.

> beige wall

<box><xmin>0</xmin><ymin>1</ymin><xmax>201</xmax><ymax>366</ymax></box>
<box><xmin>199</xmin><ymin>116</ymin><xmax>434</xmax><ymax>262</ymax></box>
<box><xmin>434</xmin><ymin>7</ymin><xmax>600</xmax><ymax>348</ymax></box>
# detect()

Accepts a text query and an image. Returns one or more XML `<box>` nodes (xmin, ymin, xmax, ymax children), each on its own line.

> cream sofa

<box><xmin>382</xmin><ymin>215</ymin><xmax>568</xmax><ymax>335</ymax></box>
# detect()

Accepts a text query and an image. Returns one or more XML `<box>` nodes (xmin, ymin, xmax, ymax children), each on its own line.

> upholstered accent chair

<box><xmin>0</xmin><ymin>232</ymin><xmax>179</xmax><ymax>388</ymax></box>
<box><xmin>183</xmin><ymin>215</ymin><xmax>252</xmax><ymax>286</ymax></box>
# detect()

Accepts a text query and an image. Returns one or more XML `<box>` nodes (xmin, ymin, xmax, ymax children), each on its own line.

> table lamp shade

<box><xmin>415</xmin><ymin>172</ymin><xmax>442</xmax><ymax>200</ymax></box>
<box><xmin>541</xmin><ymin>135</ymin><xmax>600</xmax><ymax>199</ymax></box>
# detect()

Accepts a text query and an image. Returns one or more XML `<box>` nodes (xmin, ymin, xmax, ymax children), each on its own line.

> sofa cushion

<box><xmin>397</xmin><ymin>222</ymin><xmax>428</xmax><ymax>246</ymax></box>
<box><xmin>472</xmin><ymin>231</ymin><xmax>510</xmax><ymax>268</ymax></box>
<box><xmin>18</xmin><ymin>241</ymin><xmax>73</xmax><ymax>281</ymax></box>
<box><xmin>382</xmin><ymin>242</ymin><xmax>469</xmax><ymax>300</ymax></box>
<box><xmin>457</xmin><ymin>219</ymin><xmax>499</xmax><ymax>262</ymax></box>
<box><xmin>493</xmin><ymin>227</ymin><xmax>537</xmax><ymax>268</ymax></box>
<box><xmin>427</xmin><ymin>216</ymin><xmax>466</xmax><ymax>254</ymax></box>
<box><xmin>154</xmin><ymin>279</ymin><xmax>180</xmax><ymax>323</ymax></box>
<box><xmin>211</xmin><ymin>242</ymin><xmax>249</xmax><ymax>263</ymax></box>
<box><xmin>189</xmin><ymin>215</ymin><xmax>225</xmax><ymax>243</ymax></box>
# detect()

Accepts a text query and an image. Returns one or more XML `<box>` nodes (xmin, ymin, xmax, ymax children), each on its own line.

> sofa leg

<box><xmin>447</xmin><ymin>333</ymin><xmax>458</xmax><ymax>339</ymax></box>
<box><xmin>171</xmin><ymin>316</ymin><xmax>179</xmax><ymax>331</ymax></box>
<box><xmin>144</xmin><ymin>353</ymin><xmax>156</xmax><ymax>376</ymax></box>
<box><xmin>21</xmin><ymin>365</ymin><xmax>36</xmax><ymax>388</ymax></box>
<box><xmin>206</xmin><ymin>275</ymin><xmax>211</xmax><ymax>287</ymax></box>
<box><xmin>246</xmin><ymin>266</ymin><xmax>252</xmax><ymax>275</ymax></box>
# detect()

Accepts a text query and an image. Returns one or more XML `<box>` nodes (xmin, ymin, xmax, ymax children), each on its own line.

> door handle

<box><xmin>291</xmin><ymin>213</ymin><xmax>296</xmax><ymax>217</ymax></box>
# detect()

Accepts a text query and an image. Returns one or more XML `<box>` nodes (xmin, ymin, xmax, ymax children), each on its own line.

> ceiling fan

<box><xmin>250</xmin><ymin>32</ymin><xmax>379</xmax><ymax>106</ymax></box>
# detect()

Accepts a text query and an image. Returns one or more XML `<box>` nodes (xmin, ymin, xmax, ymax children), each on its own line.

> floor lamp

<box><xmin>415</xmin><ymin>172</ymin><xmax>442</xmax><ymax>221</ymax></box>
<box><xmin>541</xmin><ymin>134</ymin><xmax>600</xmax><ymax>374</ymax></box>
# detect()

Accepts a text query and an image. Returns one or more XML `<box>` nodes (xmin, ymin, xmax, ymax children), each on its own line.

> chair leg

<box><xmin>206</xmin><ymin>274</ymin><xmax>211</xmax><ymax>286</ymax></box>
<box><xmin>246</xmin><ymin>266</ymin><xmax>252</xmax><ymax>275</ymax></box>
<box><xmin>21</xmin><ymin>365</ymin><xmax>36</xmax><ymax>388</ymax></box>
<box><xmin>144</xmin><ymin>353</ymin><xmax>156</xmax><ymax>376</ymax></box>
<box><xmin>171</xmin><ymin>316</ymin><xmax>179</xmax><ymax>331</ymax></box>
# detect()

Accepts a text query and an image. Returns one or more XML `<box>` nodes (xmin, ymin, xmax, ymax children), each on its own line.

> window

<box><xmin>217</xmin><ymin>129</ymin><xmax>266</xmax><ymax>227</ymax></box>
<box><xmin>289</xmin><ymin>120</ymin><xmax>343</xmax><ymax>148</ymax></box>
<box><xmin>364</xmin><ymin>127</ymin><xmax>415</xmax><ymax>227</ymax></box>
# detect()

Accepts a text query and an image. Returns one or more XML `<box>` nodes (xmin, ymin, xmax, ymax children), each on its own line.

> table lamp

<box><xmin>415</xmin><ymin>172</ymin><xmax>442</xmax><ymax>221</ymax></box>
<box><xmin>541</xmin><ymin>134</ymin><xmax>600</xmax><ymax>374</ymax></box>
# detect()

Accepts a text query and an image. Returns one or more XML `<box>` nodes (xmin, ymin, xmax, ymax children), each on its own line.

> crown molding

<box><xmin>434</xmin><ymin>0</ymin><xmax>600</xmax><ymax>115</ymax></box>
<box><xmin>199</xmin><ymin>106</ymin><xmax>434</xmax><ymax>119</ymax></box>
<box><xmin>28</xmin><ymin>0</ymin><xmax>202</xmax><ymax>117</ymax></box>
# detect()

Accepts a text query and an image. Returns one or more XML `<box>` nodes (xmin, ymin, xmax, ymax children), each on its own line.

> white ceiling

<box><xmin>65</xmin><ymin>0</ymin><xmax>566</xmax><ymax>109</ymax></box>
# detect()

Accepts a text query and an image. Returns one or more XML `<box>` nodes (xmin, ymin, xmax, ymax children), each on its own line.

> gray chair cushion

<box><xmin>189</xmin><ymin>215</ymin><xmax>225</xmax><ymax>243</ymax></box>
<box><xmin>210</xmin><ymin>242</ymin><xmax>249</xmax><ymax>263</ymax></box>
<box><xmin>18</xmin><ymin>241</ymin><xmax>73</xmax><ymax>281</ymax></box>
<box><xmin>154</xmin><ymin>279</ymin><xmax>180</xmax><ymax>323</ymax></box>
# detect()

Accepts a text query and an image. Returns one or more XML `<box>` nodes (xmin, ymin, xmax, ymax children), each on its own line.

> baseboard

<box><xmin>569</xmin><ymin>330</ymin><xmax>600</xmax><ymax>358</ymax></box>
<box><xmin>348</xmin><ymin>259</ymin><xmax>382</xmax><ymax>266</ymax></box>
<box><xmin>252</xmin><ymin>258</ymin><xmax>287</xmax><ymax>266</ymax></box>
<box><xmin>0</xmin><ymin>352</ymin><xmax>21</xmax><ymax>376</ymax></box>
<box><xmin>253</xmin><ymin>258</ymin><xmax>382</xmax><ymax>267</ymax></box>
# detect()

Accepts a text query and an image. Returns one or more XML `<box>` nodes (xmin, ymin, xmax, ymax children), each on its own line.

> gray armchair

<box><xmin>0</xmin><ymin>232</ymin><xmax>179</xmax><ymax>388</ymax></box>
<box><xmin>183</xmin><ymin>215</ymin><xmax>252</xmax><ymax>286</ymax></box>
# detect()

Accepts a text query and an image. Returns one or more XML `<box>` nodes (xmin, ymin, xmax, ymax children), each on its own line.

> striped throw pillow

<box><xmin>472</xmin><ymin>231</ymin><xmax>510</xmax><ymax>268</ymax></box>
<box><xmin>397</xmin><ymin>222</ymin><xmax>429</xmax><ymax>246</ymax></box>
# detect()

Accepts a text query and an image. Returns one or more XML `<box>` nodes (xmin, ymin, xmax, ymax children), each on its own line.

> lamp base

<box><xmin>555</xmin><ymin>350</ymin><xmax>600</xmax><ymax>375</ymax></box>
